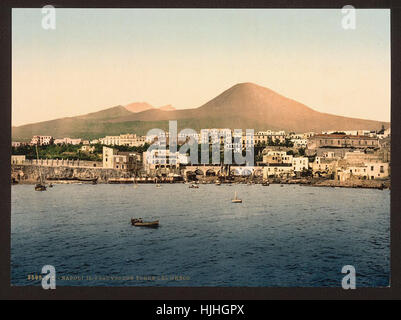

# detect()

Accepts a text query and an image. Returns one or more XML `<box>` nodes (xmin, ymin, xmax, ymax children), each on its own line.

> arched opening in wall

<box><xmin>206</xmin><ymin>169</ymin><xmax>216</xmax><ymax>176</ymax></box>
<box><xmin>195</xmin><ymin>169</ymin><xmax>204</xmax><ymax>176</ymax></box>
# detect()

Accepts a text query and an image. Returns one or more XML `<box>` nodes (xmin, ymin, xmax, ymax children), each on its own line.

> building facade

<box><xmin>30</xmin><ymin>135</ymin><xmax>54</xmax><ymax>146</ymax></box>
<box><xmin>308</xmin><ymin>134</ymin><xmax>379</xmax><ymax>150</ymax></box>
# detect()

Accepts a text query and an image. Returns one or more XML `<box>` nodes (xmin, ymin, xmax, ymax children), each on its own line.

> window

<box><xmin>371</xmin><ymin>166</ymin><xmax>374</xmax><ymax>171</ymax></box>
<box><xmin>380</xmin><ymin>166</ymin><xmax>384</xmax><ymax>173</ymax></box>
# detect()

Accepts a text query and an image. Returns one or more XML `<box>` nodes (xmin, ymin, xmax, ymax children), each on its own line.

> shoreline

<box><xmin>11</xmin><ymin>163</ymin><xmax>390</xmax><ymax>190</ymax></box>
<box><xmin>12</xmin><ymin>178</ymin><xmax>390</xmax><ymax>190</ymax></box>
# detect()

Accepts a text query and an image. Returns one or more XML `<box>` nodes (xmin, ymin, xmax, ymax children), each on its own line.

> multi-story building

<box><xmin>292</xmin><ymin>157</ymin><xmax>309</xmax><ymax>172</ymax></box>
<box><xmin>262</xmin><ymin>149</ymin><xmax>293</xmax><ymax>165</ymax></box>
<box><xmin>336</xmin><ymin>162</ymin><xmax>389</xmax><ymax>181</ymax></box>
<box><xmin>177</xmin><ymin>132</ymin><xmax>199</xmax><ymax>144</ymax></box>
<box><xmin>308</xmin><ymin>134</ymin><xmax>379</xmax><ymax>150</ymax></box>
<box><xmin>262</xmin><ymin>164</ymin><xmax>293</xmax><ymax>178</ymax></box>
<box><xmin>30</xmin><ymin>135</ymin><xmax>54</xmax><ymax>146</ymax></box>
<box><xmin>143</xmin><ymin>149</ymin><xmax>189</xmax><ymax>172</ymax></box>
<box><xmin>291</xmin><ymin>138</ymin><xmax>308</xmax><ymax>148</ymax></box>
<box><xmin>200</xmin><ymin>129</ymin><xmax>232</xmax><ymax>145</ymax></box>
<box><xmin>102</xmin><ymin>146</ymin><xmax>142</xmax><ymax>172</ymax></box>
<box><xmin>254</xmin><ymin>130</ymin><xmax>286</xmax><ymax>145</ymax></box>
<box><xmin>103</xmin><ymin>147</ymin><xmax>117</xmax><ymax>168</ymax></box>
<box><xmin>100</xmin><ymin>133</ymin><xmax>146</xmax><ymax>147</ymax></box>
<box><xmin>54</xmin><ymin>137</ymin><xmax>82</xmax><ymax>145</ymax></box>
<box><xmin>310</xmin><ymin>156</ymin><xmax>337</xmax><ymax>175</ymax></box>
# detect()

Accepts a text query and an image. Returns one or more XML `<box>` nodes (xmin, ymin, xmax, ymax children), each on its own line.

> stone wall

<box><xmin>11</xmin><ymin>164</ymin><xmax>131</xmax><ymax>183</ymax></box>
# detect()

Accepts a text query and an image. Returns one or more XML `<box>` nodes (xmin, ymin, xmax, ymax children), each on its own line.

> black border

<box><xmin>1</xmin><ymin>0</ymin><xmax>400</xmax><ymax>300</ymax></box>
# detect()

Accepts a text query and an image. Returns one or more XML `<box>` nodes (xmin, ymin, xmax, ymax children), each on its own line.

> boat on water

<box><xmin>156</xmin><ymin>183</ymin><xmax>161</xmax><ymax>188</ymax></box>
<box><xmin>189</xmin><ymin>184</ymin><xmax>199</xmax><ymax>188</ymax></box>
<box><xmin>262</xmin><ymin>181</ymin><xmax>269</xmax><ymax>186</ymax></box>
<box><xmin>232</xmin><ymin>191</ymin><xmax>242</xmax><ymax>203</ymax></box>
<box><xmin>215</xmin><ymin>181</ymin><xmax>221</xmax><ymax>186</ymax></box>
<box><xmin>131</xmin><ymin>218</ymin><xmax>159</xmax><ymax>228</ymax></box>
<box><xmin>35</xmin><ymin>184</ymin><xmax>47</xmax><ymax>191</ymax></box>
<box><xmin>34</xmin><ymin>145</ymin><xmax>47</xmax><ymax>192</ymax></box>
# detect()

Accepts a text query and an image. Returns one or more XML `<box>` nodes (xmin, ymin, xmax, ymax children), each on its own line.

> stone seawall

<box><xmin>11</xmin><ymin>164</ymin><xmax>130</xmax><ymax>184</ymax></box>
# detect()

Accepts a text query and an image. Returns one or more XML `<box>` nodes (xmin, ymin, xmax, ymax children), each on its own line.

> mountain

<box><xmin>124</xmin><ymin>102</ymin><xmax>176</xmax><ymax>113</ymax></box>
<box><xmin>12</xmin><ymin>82</ymin><xmax>389</xmax><ymax>141</ymax></box>
<box><xmin>124</xmin><ymin>102</ymin><xmax>154</xmax><ymax>113</ymax></box>
<box><xmin>158</xmin><ymin>104</ymin><xmax>176</xmax><ymax>111</ymax></box>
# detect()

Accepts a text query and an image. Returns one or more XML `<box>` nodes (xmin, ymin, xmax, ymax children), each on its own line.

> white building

<box><xmin>177</xmin><ymin>132</ymin><xmax>199</xmax><ymax>144</ymax></box>
<box><xmin>254</xmin><ymin>130</ymin><xmax>286</xmax><ymax>145</ymax></box>
<box><xmin>200</xmin><ymin>129</ymin><xmax>231</xmax><ymax>145</ymax></box>
<box><xmin>54</xmin><ymin>137</ymin><xmax>82</xmax><ymax>145</ymax></box>
<box><xmin>291</xmin><ymin>138</ymin><xmax>308</xmax><ymax>148</ymax></box>
<box><xmin>263</xmin><ymin>165</ymin><xmax>294</xmax><ymax>178</ymax></box>
<box><xmin>336</xmin><ymin>162</ymin><xmax>389</xmax><ymax>181</ymax></box>
<box><xmin>292</xmin><ymin>157</ymin><xmax>309</xmax><ymax>172</ymax></box>
<box><xmin>100</xmin><ymin>134</ymin><xmax>146</xmax><ymax>147</ymax></box>
<box><xmin>30</xmin><ymin>135</ymin><xmax>53</xmax><ymax>146</ymax></box>
<box><xmin>143</xmin><ymin>149</ymin><xmax>189</xmax><ymax>171</ymax></box>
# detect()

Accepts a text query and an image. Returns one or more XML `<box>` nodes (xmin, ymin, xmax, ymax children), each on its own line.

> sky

<box><xmin>12</xmin><ymin>8</ymin><xmax>390</xmax><ymax>126</ymax></box>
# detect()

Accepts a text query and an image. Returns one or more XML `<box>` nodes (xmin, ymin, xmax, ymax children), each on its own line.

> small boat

<box><xmin>49</xmin><ymin>183</ymin><xmax>53</xmax><ymax>188</ymax></box>
<box><xmin>232</xmin><ymin>191</ymin><xmax>242</xmax><ymax>203</ymax></box>
<box><xmin>34</xmin><ymin>145</ymin><xmax>47</xmax><ymax>191</ymax></box>
<box><xmin>262</xmin><ymin>181</ymin><xmax>269</xmax><ymax>186</ymax></box>
<box><xmin>131</xmin><ymin>218</ymin><xmax>159</xmax><ymax>228</ymax></box>
<box><xmin>35</xmin><ymin>183</ymin><xmax>47</xmax><ymax>191</ymax></box>
<box><xmin>189</xmin><ymin>184</ymin><xmax>199</xmax><ymax>188</ymax></box>
<box><xmin>156</xmin><ymin>184</ymin><xmax>161</xmax><ymax>188</ymax></box>
<box><xmin>215</xmin><ymin>181</ymin><xmax>221</xmax><ymax>186</ymax></box>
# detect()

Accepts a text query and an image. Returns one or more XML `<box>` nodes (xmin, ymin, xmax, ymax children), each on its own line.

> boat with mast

<box><xmin>34</xmin><ymin>145</ymin><xmax>47</xmax><ymax>191</ymax></box>
<box><xmin>232</xmin><ymin>191</ymin><xmax>242</xmax><ymax>203</ymax></box>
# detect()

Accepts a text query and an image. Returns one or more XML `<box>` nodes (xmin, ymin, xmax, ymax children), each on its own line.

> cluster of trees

<box><xmin>110</xmin><ymin>143</ymin><xmax>151</xmax><ymax>154</ymax></box>
<box><xmin>12</xmin><ymin>142</ymin><xmax>152</xmax><ymax>162</ymax></box>
<box><xmin>12</xmin><ymin>143</ymin><xmax>102</xmax><ymax>161</ymax></box>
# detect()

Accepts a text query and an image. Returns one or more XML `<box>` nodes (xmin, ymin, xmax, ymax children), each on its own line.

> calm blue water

<box><xmin>11</xmin><ymin>183</ymin><xmax>390</xmax><ymax>287</ymax></box>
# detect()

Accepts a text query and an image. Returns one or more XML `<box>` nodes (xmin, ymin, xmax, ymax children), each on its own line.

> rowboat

<box><xmin>131</xmin><ymin>218</ymin><xmax>159</xmax><ymax>228</ymax></box>
<box><xmin>189</xmin><ymin>184</ymin><xmax>199</xmax><ymax>188</ymax></box>
<box><xmin>35</xmin><ymin>183</ymin><xmax>47</xmax><ymax>191</ymax></box>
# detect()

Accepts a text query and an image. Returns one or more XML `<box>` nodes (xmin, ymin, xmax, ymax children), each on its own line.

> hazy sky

<box><xmin>12</xmin><ymin>8</ymin><xmax>390</xmax><ymax>126</ymax></box>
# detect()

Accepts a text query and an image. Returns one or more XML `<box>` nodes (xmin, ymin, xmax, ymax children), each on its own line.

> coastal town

<box><xmin>11</xmin><ymin>126</ymin><xmax>391</xmax><ymax>189</ymax></box>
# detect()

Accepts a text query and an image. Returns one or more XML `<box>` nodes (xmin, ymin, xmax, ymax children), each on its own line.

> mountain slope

<box><xmin>124</xmin><ymin>102</ymin><xmax>176</xmax><ymax>113</ymax></box>
<box><xmin>12</xmin><ymin>82</ymin><xmax>389</xmax><ymax>140</ymax></box>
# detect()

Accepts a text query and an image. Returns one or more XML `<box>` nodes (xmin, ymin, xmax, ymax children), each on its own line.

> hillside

<box><xmin>12</xmin><ymin>82</ymin><xmax>389</xmax><ymax>141</ymax></box>
<box><xmin>124</xmin><ymin>102</ymin><xmax>176</xmax><ymax>113</ymax></box>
